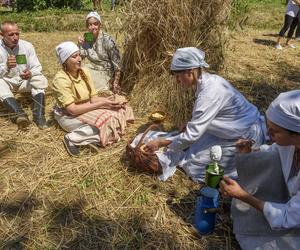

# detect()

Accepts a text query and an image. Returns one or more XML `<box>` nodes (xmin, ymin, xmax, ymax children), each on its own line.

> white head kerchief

<box><xmin>266</xmin><ymin>90</ymin><xmax>300</xmax><ymax>133</ymax></box>
<box><xmin>55</xmin><ymin>41</ymin><xmax>79</xmax><ymax>65</ymax></box>
<box><xmin>171</xmin><ymin>47</ymin><xmax>209</xmax><ymax>71</ymax></box>
<box><xmin>86</xmin><ymin>11</ymin><xmax>101</xmax><ymax>23</ymax></box>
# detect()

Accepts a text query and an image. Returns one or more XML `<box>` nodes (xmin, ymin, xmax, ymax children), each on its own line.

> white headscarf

<box><xmin>86</xmin><ymin>11</ymin><xmax>101</xmax><ymax>23</ymax></box>
<box><xmin>170</xmin><ymin>47</ymin><xmax>209</xmax><ymax>71</ymax></box>
<box><xmin>266</xmin><ymin>90</ymin><xmax>300</xmax><ymax>133</ymax></box>
<box><xmin>55</xmin><ymin>41</ymin><xmax>79</xmax><ymax>65</ymax></box>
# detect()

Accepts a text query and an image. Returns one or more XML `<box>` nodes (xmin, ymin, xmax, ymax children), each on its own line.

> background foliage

<box><xmin>229</xmin><ymin>0</ymin><xmax>286</xmax><ymax>29</ymax></box>
<box><xmin>15</xmin><ymin>0</ymin><xmax>84</xmax><ymax>12</ymax></box>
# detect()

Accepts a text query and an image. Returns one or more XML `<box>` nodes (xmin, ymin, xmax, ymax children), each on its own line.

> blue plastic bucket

<box><xmin>194</xmin><ymin>186</ymin><xmax>219</xmax><ymax>235</ymax></box>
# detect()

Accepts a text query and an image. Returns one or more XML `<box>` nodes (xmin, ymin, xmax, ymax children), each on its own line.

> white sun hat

<box><xmin>86</xmin><ymin>11</ymin><xmax>101</xmax><ymax>23</ymax></box>
<box><xmin>55</xmin><ymin>41</ymin><xmax>79</xmax><ymax>65</ymax></box>
<box><xmin>171</xmin><ymin>47</ymin><xmax>209</xmax><ymax>71</ymax></box>
<box><xmin>266</xmin><ymin>90</ymin><xmax>300</xmax><ymax>133</ymax></box>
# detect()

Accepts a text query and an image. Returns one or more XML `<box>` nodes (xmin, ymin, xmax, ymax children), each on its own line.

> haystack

<box><xmin>122</xmin><ymin>0</ymin><xmax>233</xmax><ymax>124</ymax></box>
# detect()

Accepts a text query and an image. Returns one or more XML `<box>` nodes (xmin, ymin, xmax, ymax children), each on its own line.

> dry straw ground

<box><xmin>0</xmin><ymin>1</ymin><xmax>299</xmax><ymax>249</ymax></box>
<box><xmin>0</xmin><ymin>10</ymin><xmax>236</xmax><ymax>249</ymax></box>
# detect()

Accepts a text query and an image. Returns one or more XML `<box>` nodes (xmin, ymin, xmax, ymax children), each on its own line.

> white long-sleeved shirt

<box><xmin>168</xmin><ymin>73</ymin><xmax>261</xmax><ymax>151</ymax></box>
<box><xmin>0</xmin><ymin>39</ymin><xmax>43</xmax><ymax>79</ymax></box>
<box><xmin>263</xmin><ymin>144</ymin><xmax>300</xmax><ymax>230</ymax></box>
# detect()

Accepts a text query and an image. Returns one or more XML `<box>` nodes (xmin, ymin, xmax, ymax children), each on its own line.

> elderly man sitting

<box><xmin>0</xmin><ymin>21</ymin><xmax>48</xmax><ymax>129</ymax></box>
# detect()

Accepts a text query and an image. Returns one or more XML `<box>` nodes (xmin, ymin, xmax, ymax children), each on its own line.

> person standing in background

<box><xmin>111</xmin><ymin>0</ymin><xmax>116</xmax><ymax>11</ymax></box>
<box><xmin>275</xmin><ymin>0</ymin><xmax>300</xmax><ymax>49</ymax></box>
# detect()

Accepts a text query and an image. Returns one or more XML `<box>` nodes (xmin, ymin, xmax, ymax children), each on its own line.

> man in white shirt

<box><xmin>0</xmin><ymin>21</ymin><xmax>48</xmax><ymax>129</ymax></box>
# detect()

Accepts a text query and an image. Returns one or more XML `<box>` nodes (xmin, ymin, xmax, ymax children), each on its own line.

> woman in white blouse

<box><xmin>220</xmin><ymin>90</ymin><xmax>300</xmax><ymax>249</ymax></box>
<box><xmin>145</xmin><ymin>47</ymin><xmax>267</xmax><ymax>182</ymax></box>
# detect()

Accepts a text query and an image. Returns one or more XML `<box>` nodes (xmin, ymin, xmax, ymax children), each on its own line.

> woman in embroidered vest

<box><xmin>78</xmin><ymin>11</ymin><xmax>121</xmax><ymax>94</ymax></box>
<box><xmin>220</xmin><ymin>90</ymin><xmax>300</xmax><ymax>249</ymax></box>
<box><xmin>52</xmin><ymin>41</ymin><xmax>134</xmax><ymax>156</ymax></box>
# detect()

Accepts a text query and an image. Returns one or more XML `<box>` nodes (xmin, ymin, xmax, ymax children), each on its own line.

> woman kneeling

<box><xmin>145</xmin><ymin>47</ymin><xmax>267</xmax><ymax>182</ymax></box>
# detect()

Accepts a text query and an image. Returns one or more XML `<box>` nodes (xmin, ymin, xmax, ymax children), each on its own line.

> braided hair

<box><xmin>63</xmin><ymin>64</ymin><xmax>92</xmax><ymax>100</ymax></box>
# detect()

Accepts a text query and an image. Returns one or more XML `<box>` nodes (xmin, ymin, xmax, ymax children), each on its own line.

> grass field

<box><xmin>0</xmin><ymin>2</ymin><xmax>299</xmax><ymax>249</ymax></box>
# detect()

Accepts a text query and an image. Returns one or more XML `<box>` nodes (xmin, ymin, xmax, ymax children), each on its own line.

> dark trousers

<box><xmin>296</xmin><ymin>12</ymin><xmax>300</xmax><ymax>38</ymax></box>
<box><xmin>279</xmin><ymin>14</ymin><xmax>299</xmax><ymax>38</ymax></box>
<box><xmin>297</xmin><ymin>25</ymin><xmax>300</xmax><ymax>38</ymax></box>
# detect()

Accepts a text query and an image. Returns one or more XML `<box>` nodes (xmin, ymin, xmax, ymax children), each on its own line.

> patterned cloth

<box><xmin>77</xmin><ymin>95</ymin><xmax>134</xmax><ymax>146</ymax></box>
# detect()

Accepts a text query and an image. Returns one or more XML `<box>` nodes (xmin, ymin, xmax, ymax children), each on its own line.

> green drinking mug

<box><xmin>84</xmin><ymin>32</ymin><xmax>94</xmax><ymax>43</ymax></box>
<box><xmin>205</xmin><ymin>164</ymin><xmax>224</xmax><ymax>188</ymax></box>
<box><xmin>16</xmin><ymin>54</ymin><xmax>27</xmax><ymax>64</ymax></box>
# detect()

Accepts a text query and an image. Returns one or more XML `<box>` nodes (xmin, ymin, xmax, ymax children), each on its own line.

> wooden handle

<box><xmin>203</xmin><ymin>208</ymin><xmax>219</xmax><ymax>214</ymax></box>
<box><xmin>136</xmin><ymin>124</ymin><xmax>162</xmax><ymax>149</ymax></box>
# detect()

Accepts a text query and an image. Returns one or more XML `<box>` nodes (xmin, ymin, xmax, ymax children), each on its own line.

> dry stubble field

<box><xmin>0</xmin><ymin>6</ymin><xmax>299</xmax><ymax>250</ymax></box>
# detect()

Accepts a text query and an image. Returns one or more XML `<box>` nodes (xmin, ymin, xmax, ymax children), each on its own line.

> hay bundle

<box><xmin>122</xmin><ymin>0</ymin><xmax>233</xmax><ymax>124</ymax></box>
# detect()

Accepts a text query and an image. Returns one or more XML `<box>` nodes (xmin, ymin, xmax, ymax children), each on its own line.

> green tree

<box><xmin>15</xmin><ymin>0</ymin><xmax>83</xmax><ymax>12</ymax></box>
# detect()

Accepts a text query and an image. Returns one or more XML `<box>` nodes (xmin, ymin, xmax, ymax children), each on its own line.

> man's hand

<box><xmin>20</xmin><ymin>69</ymin><xmax>32</xmax><ymax>80</ymax></box>
<box><xmin>7</xmin><ymin>55</ymin><xmax>16</xmax><ymax>69</ymax></box>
